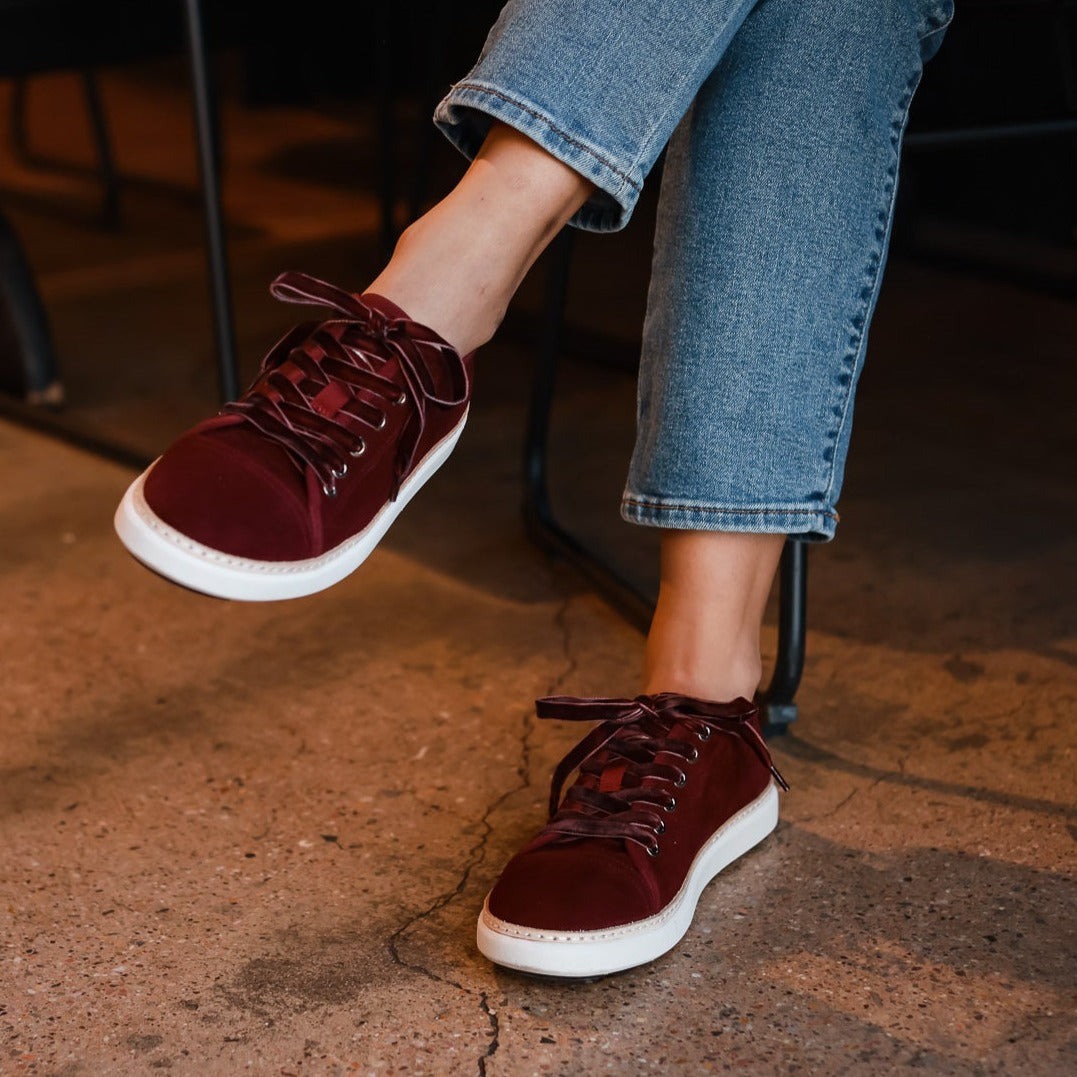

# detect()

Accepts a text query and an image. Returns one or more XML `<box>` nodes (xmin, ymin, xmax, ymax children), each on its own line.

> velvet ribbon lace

<box><xmin>222</xmin><ymin>272</ymin><xmax>470</xmax><ymax>498</ymax></box>
<box><xmin>535</xmin><ymin>694</ymin><xmax>789</xmax><ymax>857</ymax></box>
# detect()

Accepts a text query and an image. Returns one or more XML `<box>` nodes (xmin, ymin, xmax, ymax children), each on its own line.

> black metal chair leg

<box><xmin>523</xmin><ymin>230</ymin><xmax>659</xmax><ymax>632</ymax></box>
<box><xmin>762</xmin><ymin>539</ymin><xmax>807</xmax><ymax>729</ymax></box>
<box><xmin>11</xmin><ymin>71</ymin><xmax>120</xmax><ymax>231</ymax></box>
<box><xmin>522</xmin><ymin>229</ymin><xmax>807</xmax><ymax>731</ymax></box>
<box><xmin>80</xmin><ymin>70</ymin><xmax>121</xmax><ymax>230</ymax></box>
<box><xmin>406</xmin><ymin>4</ymin><xmax>446</xmax><ymax>227</ymax></box>
<box><xmin>10</xmin><ymin>77</ymin><xmax>31</xmax><ymax>162</ymax></box>
<box><xmin>0</xmin><ymin>208</ymin><xmax>62</xmax><ymax>404</ymax></box>
<box><xmin>523</xmin><ymin>231</ymin><xmax>574</xmax><ymax>539</ymax></box>
<box><xmin>0</xmin><ymin>203</ymin><xmax>151</xmax><ymax>467</ymax></box>
<box><xmin>182</xmin><ymin>0</ymin><xmax>239</xmax><ymax>405</ymax></box>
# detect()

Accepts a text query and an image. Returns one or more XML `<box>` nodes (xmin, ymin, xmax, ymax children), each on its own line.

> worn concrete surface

<box><xmin>1</xmin><ymin>67</ymin><xmax>1075</xmax><ymax>1075</ymax></box>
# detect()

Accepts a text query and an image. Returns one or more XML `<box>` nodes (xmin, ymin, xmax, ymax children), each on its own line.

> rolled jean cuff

<box><xmin>434</xmin><ymin>81</ymin><xmax>638</xmax><ymax>233</ymax></box>
<box><xmin>620</xmin><ymin>493</ymin><xmax>839</xmax><ymax>543</ymax></box>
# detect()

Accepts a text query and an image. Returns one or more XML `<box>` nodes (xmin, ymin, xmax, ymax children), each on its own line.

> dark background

<box><xmin>1</xmin><ymin>0</ymin><xmax>1074</xmax><ymax>259</ymax></box>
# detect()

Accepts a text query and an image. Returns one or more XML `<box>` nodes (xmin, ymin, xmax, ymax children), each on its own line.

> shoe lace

<box><xmin>222</xmin><ymin>272</ymin><xmax>469</xmax><ymax>499</ymax></box>
<box><xmin>535</xmin><ymin>694</ymin><xmax>789</xmax><ymax>857</ymax></box>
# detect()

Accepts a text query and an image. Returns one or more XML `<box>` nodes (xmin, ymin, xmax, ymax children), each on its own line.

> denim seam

<box><xmin>821</xmin><ymin>65</ymin><xmax>921</xmax><ymax>505</ymax></box>
<box><xmin>448</xmin><ymin>80</ymin><xmax>642</xmax><ymax>204</ymax></box>
<box><xmin>621</xmin><ymin>497</ymin><xmax>839</xmax><ymax>522</ymax></box>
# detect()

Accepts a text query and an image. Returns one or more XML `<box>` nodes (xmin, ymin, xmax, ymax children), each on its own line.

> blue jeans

<box><xmin>435</xmin><ymin>0</ymin><xmax>954</xmax><ymax>540</ymax></box>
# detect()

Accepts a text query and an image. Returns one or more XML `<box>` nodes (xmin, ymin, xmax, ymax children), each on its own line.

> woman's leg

<box><xmin>628</xmin><ymin>0</ymin><xmax>955</xmax><ymax>703</ymax></box>
<box><xmin>477</xmin><ymin>0</ymin><xmax>954</xmax><ymax>979</ymax></box>
<box><xmin>367</xmin><ymin>123</ymin><xmax>593</xmax><ymax>357</ymax></box>
<box><xmin>368</xmin><ymin>0</ymin><xmax>773</xmax><ymax>355</ymax></box>
<box><xmin>434</xmin><ymin>0</ymin><xmax>760</xmax><ymax>234</ymax></box>
<box><xmin>112</xmin><ymin>0</ymin><xmax>952</xmax><ymax>977</ymax></box>
<box><xmin>625</xmin><ymin>0</ymin><xmax>956</xmax><ymax>545</ymax></box>
<box><xmin>644</xmin><ymin>531</ymin><xmax>784</xmax><ymax>701</ymax></box>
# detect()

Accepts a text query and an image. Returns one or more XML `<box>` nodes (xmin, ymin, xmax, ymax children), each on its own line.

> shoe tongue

<box><xmin>598</xmin><ymin>762</ymin><xmax>628</xmax><ymax>794</ymax></box>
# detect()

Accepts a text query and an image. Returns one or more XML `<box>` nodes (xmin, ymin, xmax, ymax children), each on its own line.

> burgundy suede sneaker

<box><xmin>114</xmin><ymin>272</ymin><xmax>472</xmax><ymax>601</ymax></box>
<box><xmin>477</xmin><ymin>693</ymin><xmax>788</xmax><ymax>978</ymax></box>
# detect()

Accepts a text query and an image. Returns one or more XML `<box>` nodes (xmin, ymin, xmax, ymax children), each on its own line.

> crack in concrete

<box><xmin>552</xmin><ymin>592</ymin><xmax>580</xmax><ymax>696</ymax></box>
<box><xmin>825</xmin><ymin>773</ymin><xmax>887</xmax><ymax>820</ymax></box>
<box><xmin>826</xmin><ymin>786</ymin><xmax>860</xmax><ymax>819</ymax></box>
<box><xmin>385</xmin><ymin>594</ymin><xmax>579</xmax><ymax>1075</ymax></box>
<box><xmin>477</xmin><ymin>991</ymin><xmax>499</xmax><ymax>1076</ymax></box>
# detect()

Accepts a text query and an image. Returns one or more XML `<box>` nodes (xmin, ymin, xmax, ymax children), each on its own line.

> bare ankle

<box><xmin>642</xmin><ymin>653</ymin><xmax>763</xmax><ymax>703</ymax></box>
<box><xmin>366</xmin><ymin>212</ymin><xmax>511</xmax><ymax>355</ymax></box>
<box><xmin>642</xmin><ymin>530</ymin><xmax>783</xmax><ymax>703</ymax></box>
<box><xmin>366</xmin><ymin>124</ymin><xmax>592</xmax><ymax>356</ymax></box>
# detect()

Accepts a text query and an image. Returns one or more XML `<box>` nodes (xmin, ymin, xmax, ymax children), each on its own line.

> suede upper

<box><xmin>142</xmin><ymin>283</ymin><xmax>472</xmax><ymax>563</ymax></box>
<box><xmin>487</xmin><ymin>696</ymin><xmax>776</xmax><ymax>933</ymax></box>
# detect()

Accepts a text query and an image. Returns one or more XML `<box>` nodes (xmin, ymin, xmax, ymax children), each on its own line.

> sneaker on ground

<box><xmin>476</xmin><ymin>693</ymin><xmax>788</xmax><ymax>978</ymax></box>
<box><xmin>114</xmin><ymin>272</ymin><xmax>472</xmax><ymax>601</ymax></box>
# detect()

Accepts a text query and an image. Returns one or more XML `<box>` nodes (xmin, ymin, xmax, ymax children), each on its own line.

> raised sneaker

<box><xmin>477</xmin><ymin>693</ymin><xmax>788</xmax><ymax>978</ymax></box>
<box><xmin>115</xmin><ymin>272</ymin><xmax>472</xmax><ymax>601</ymax></box>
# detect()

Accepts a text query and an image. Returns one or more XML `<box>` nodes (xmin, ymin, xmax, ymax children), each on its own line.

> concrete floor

<box><xmin>1</xmin><ymin>68</ymin><xmax>1075</xmax><ymax>1075</ymax></box>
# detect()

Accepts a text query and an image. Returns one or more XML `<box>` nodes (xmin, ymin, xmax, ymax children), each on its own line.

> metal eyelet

<box><xmin>375</xmin><ymin>413</ymin><xmax>387</xmax><ymax>430</ymax></box>
<box><xmin>394</xmin><ymin>391</ymin><xmax>407</xmax><ymax>405</ymax></box>
<box><xmin>646</xmin><ymin>844</ymin><xmax>660</xmax><ymax>858</ymax></box>
<box><xmin>686</xmin><ymin>747</ymin><xmax>700</xmax><ymax>764</ymax></box>
<box><xmin>321</xmin><ymin>482</ymin><xmax>337</xmax><ymax>498</ymax></box>
<box><xmin>654</xmin><ymin>820</ymin><xmax>665</xmax><ymax>835</ymax></box>
<box><xmin>664</xmin><ymin>797</ymin><xmax>677</xmax><ymax>813</ymax></box>
<box><xmin>331</xmin><ymin>463</ymin><xmax>348</xmax><ymax>480</ymax></box>
<box><xmin>674</xmin><ymin>771</ymin><xmax>687</xmax><ymax>789</ymax></box>
<box><xmin>349</xmin><ymin>439</ymin><xmax>366</xmax><ymax>458</ymax></box>
<box><xmin>696</xmin><ymin>727</ymin><xmax>712</xmax><ymax>742</ymax></box>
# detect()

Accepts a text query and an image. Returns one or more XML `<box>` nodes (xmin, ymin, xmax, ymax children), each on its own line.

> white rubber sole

<box><xmin>114</xmin><ymin>413</ymin><xmax>467</xmax><ymax>602</ymax></box>
<box><xmin>476</xmin><ymin>782</ymin><xmax>779</xmax><ymax>979</ymax></box>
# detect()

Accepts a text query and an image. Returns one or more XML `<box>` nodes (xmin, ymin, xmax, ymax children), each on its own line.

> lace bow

<box><xmin>223</xmin><ymin>272</ymin><xmax>469</xmax><ymax>498</ymax></box>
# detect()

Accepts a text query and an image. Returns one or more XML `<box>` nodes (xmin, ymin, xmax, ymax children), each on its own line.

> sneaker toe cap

<box><xmin>487</xmin><ymin>841</ymin><xmax>656</xmax><ymax>933</ymax></box>
<box><xmin>143</xmin><ymin>425</ymin><xmax>314</xmax><ymax>561</ymax></box>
